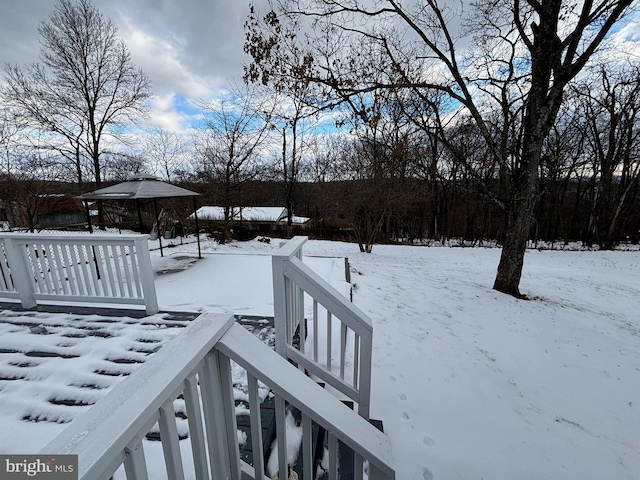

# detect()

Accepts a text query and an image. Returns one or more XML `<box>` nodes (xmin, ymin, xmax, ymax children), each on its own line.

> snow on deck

<box><xmin>0</xmin><ymin>241</ymin><xmax>349</xmax><ymax>457</ymax></box>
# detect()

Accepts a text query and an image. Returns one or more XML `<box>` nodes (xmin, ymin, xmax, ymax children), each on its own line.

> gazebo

<box><xmin>79</xmin><ymin>175</ymin><xmax>202</xmax><ymax>258</ymax></box>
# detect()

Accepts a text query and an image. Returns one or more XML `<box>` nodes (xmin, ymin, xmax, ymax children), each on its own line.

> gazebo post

<box><xmin>153</xmin><ymin>198</ymin><xmax>164</xmax><ymax>257</ymax></box>
<box><xmin>136</xmin><ymin>199</ymin><xmax>144</xmax><ymax>234</ymax></box>
<box><xmin>83</xmin><ymin>201</ymin><xmax>93</xmax><ymax>234</ymax></box>
<box><xmin>193</xmin><ymin>196</ymin><xmax>201</xmax><ymax>259</ymax></box>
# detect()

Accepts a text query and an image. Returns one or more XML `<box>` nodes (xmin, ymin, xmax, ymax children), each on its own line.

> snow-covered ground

<box><xmin>1</xmin><ymin>234</ymin><xmax>639</xmax><ymax>479</ymax></box>
<box><xmin>302</xmin><ymin>241</ymin><xmax>640</xmax><ymax>480</ymax></box>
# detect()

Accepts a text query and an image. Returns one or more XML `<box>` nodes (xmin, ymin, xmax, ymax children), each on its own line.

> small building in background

<box><xmin>191</xmin><ymin>206</ymin><xmax>310</xmax><ymax>236</ymax></box>
<box><xmin>1</xmin><ymin>194</ymin><xmax>86</xmax><ymax>230</ymax></box>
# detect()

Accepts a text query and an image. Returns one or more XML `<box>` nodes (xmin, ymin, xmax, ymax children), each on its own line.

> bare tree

<box><xmin>2</xmin><ymin>0</ymin><xmax>151</xmax><ymax>194</ymax></box>
<box><xmin>574</xmin><ymin>65</ymin><xmax>640</xmax><ymax>249</ymax></box>
<box><xmin>144</xmin><ymin>128</ymin><xmax>190</xmax><ymax>182</ymax></box>
<box><xmin>0</xmin><ymin>126</ymin><xmax>62</xmax><ymax>233</ymax></box>
<box><xmin>245</xmin><ymin>0</ymin><xmax>635</xmax><ymax>297</ymax></box>
<box><xmin>194</xmin><ymin>84</ymin><xmax>274</xmax><ymax>242</ymax></box>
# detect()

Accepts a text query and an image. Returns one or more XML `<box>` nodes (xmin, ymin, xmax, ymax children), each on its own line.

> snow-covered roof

<box><xmin>190</xmin><ymin>206</ymin><xmax>310</xmax><ymax>224</ymax></box>
<box><xmin>240</xmin><ymin>207</ymin><xmax>287</xmax><ymax>222</ymax></box>
<box><xmin>191</xmin><ymin>206</ymin><xmax>236</xmax><ymax>221</ymax></box>
<box><xmin>191</xmin><ymin>206</ymin><xmax>287</xmax><ymax>223</ymax></box>
<box><xmin>290</xmin><ymin>215</ymin><xmax>311</xmax><ymax>225</ymax></box>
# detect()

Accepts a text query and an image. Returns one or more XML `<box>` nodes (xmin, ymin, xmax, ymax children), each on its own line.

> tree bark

<box><xmin>493</xmin><ymin>178</ymin><xmax>537</xmax><ymax>297</ymax></box>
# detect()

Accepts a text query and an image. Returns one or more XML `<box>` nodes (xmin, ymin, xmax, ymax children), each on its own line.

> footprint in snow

<box><xmin>401</xmin><ymin>411</ymin><xmax>410</xmax><ymax>420</ymax></box>
<box><xmin>423</xmin><ymin>467</ymin><xmax>434</xmax><ymax>480</ymax></box>
<box><xmin>398</xmin><ymin>393</ymin><xmax>407</xmax><ymax>401</ymax></box>
<box><xmin>423</xmin><ymin>435</ymin><xmax>435</xmax><ymax>447</ymax></box>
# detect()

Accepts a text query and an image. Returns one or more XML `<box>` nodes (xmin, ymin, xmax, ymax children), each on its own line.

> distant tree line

<box><xmin>2</xmin><ymin>28</ymin><xmax>639</xmax><ymax>250</ymax></box>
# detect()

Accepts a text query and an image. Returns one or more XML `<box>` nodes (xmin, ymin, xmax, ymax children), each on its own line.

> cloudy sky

<box><xmin>2</xmin><ymin>0</ymin><xmax>638</xmax><ymax>136</ymax></box>
<box><xmin>0</xmin><ymin>0</ymin><xmax>270</xmax><ymax>131</ymax></box>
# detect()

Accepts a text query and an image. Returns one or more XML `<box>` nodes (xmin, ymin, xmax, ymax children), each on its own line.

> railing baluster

<box><xmin>47</xmin><ymin>243</ymin><xmax>63</xmax><ymax>294</ymax></box>
<box><xmin>298</xmin><ymin>284</ymin><xmax>304</xmax><ymax>347</ymax></box>
<box><xmin>217</xmin><ymin>352</ymin><xmax>242</xmax><ymax>480</ymax></box>
<box><xmin>121</xmin><ymin>245</ymin><xmax>135</xmax><ymax>298</ymax></box>
<box><xmin>43</xmin><ymin>244</ymin><xmax>58</xmax><ymax>293</ymax></box>
<box><xmin>299</xmin><ymin>290</ymin><xmax>306</xmax><ymax>354</ymax></box>
<box><xmin>101</xmin><ymin>245</ymin><xmax>118</xmax><ymax>297</ymax></box>
<box><xmin>111</xmin><ymin>245</ymin><xmax>126</xmax><ymax>297</ymax></box>
<box><xmin>353</xmin><ymin>334</ymin><xmax>360</xmax><ymax>390</ymax></box>
<box><xmin>0</xmin><ymin>243</ymin><xmax>11</xmax><ymax>291</ymax></box>
<box><xmin>302</xmin><ymin>413</ymin><xmax>313</xmax><ymax>480</ymax></box>
<box><xmin>65</xmin><ymin>244</ymin><xmax>83</xmax><ymax>296</ymax></box>
<box><xmin>26</xmin><ymin>243</ymin><xmax>43</xmax><ymax>293</ymax></box>
<box><xmin>124</xmin><ymin>439</ymin><xmax>149</xmax><ymax>480</ymax></box>
<box><xmin>354</xmin><ymin>453</ymin><xmax>364</xmax><ymax>480</ymax></box>
<box><xmin>328</xmin><ymin>432</ymin><xmax>338</xmax><ymax>480</ymax></box>
<box><xmin>313</xmin><ymin>300</ymin><xmax>319</xmax><ymax>362</ymax></box>
<box><xmin>327</xmin><ymin>311</ymin><xmax>332</xmax><ymax>371</ymax></box>
<box><xmin>275</xmin><ymin>394</ymin><xmax>288</xmax><ymax>480</ymax></box>
<box><xmin>40</xmin><ymin>244</ymin><xmax>57</xmax><ymax>294</ymax></box>
<box><xmin>285</xmin><ymin>277</ymin><xmax>291</xmax><ymax>345</ymax></box>
<box><xmin>289</xmin><ymin>280</ymin><xmax>295</xmax><ymax>343</ymax></box>
<box><xmin>83</xmin><ymin>244</ymin><xmax>101</xmax><ymax>296</ymax></box>
<box><xmin>51</xmin><ymin>244</ymin><xmax>64</xmax><ymax>293</ymax></box>
<box><xmin>291</xmin><ymin>280</ymin><xmax>297</xmax><ymax>340</ymax></box>
<box><xmin>158</xmin><ymin>399</ymin><xmax>186</xmax><ymax>480</ymax></box>
<box><xmin>340</xmin><ymin>323</ymin><xmax>348</xmax><ymax>380</ymax></box>
<box><xmin>248</xmin><ymin>373</ymin><xmax>265</xmax><ymax>480</ymax></box>
<box><xmin>183</xmin><ymin>373</ymin><xmax>209</xmax><ymax>480</ymax></box>
<box><xmin>129</xmin><ymin>244</ymin><xmax>143</xmax><ymax>298</ymax></box>
<box><xmin>51</xmin><ymin>244</ymin><xmax>70</xmax><ymax>295</ymax></box>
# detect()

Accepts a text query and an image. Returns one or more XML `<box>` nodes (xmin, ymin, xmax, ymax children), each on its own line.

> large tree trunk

<box><xmin>493</xmin><ymin>181</ymin><xmax>537</xmax><ymax>297</ymax></box>
<box><xmin>492</xmin><ymin>3</ymin><xmax>563</xmax><ymax>297</ymax></box>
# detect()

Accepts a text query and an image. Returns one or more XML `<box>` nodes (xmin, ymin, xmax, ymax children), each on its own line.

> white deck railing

<box><xmin>0</xmin><ymin>233</ymin><xmax>158</xmax><ymax>314</ymax></box>
<box><xmin>272</xmin><ymin>237</ymin><xmax>373</xmax><ymax>420</ymax></box>
<box><xmin>39</xmin><ymin>313</ymin><xmax>395</xmax><ymax>480</ymax></box>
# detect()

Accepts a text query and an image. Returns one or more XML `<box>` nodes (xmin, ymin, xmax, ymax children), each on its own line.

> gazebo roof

<box><xmin>78</xmin><ymin>175</ymin><xmax>200</xmax><ymax>200</ymax></box>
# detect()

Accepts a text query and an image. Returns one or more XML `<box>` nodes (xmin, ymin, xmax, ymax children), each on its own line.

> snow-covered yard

<box><xmin>303</xmin><ymin>241</ymin><xmax>640</xmax><ymax>480</ymax></box>
<box><xmin>1</xmin><ymin>235</ymin><xmax>639</xmax><ymax>479</ymax></box>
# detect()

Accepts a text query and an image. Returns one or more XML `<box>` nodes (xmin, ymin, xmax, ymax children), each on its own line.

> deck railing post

<box><xmin>358</xmin><ymin>336</ymin><xmax>372</xmax><ymax>420</ymax></box>
<box><xmin>273</xmin><ymin>236</ymin><xmax>308</xmax><ymax>359</ymax></box>
<box><xmin>134</xmin><ymin>236</ymin><xmax>159</xmax><ymax>315</ymax></box>
<box><xmin>200</xmin><ymin>353</ymin><xmax>232</xmax><ymax>479</ymax></box>
<box><xmin>2</xmin><ymin>237</ymin><xmax>36</xmax><ymax>309</ymax></box>
<box><xmin>272</xmin><ymin>255</ymin><xmax>288</xmax><ymax>358</ymax></box>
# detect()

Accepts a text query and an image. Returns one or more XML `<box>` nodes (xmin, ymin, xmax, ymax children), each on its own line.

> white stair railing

<box><xmin>40</xmin><ymin>313</ymin><xmax>395</xmax><ymax>480</ymax></box>
<box><xmin>0</xmin><ymin>233</ymin><xmax>158</xmax><ymax>314</ymax></box>
<box><xmin>273</xmin><ymin>237</ymin><xmax>373</xmax><ymax>420</ymax></box>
